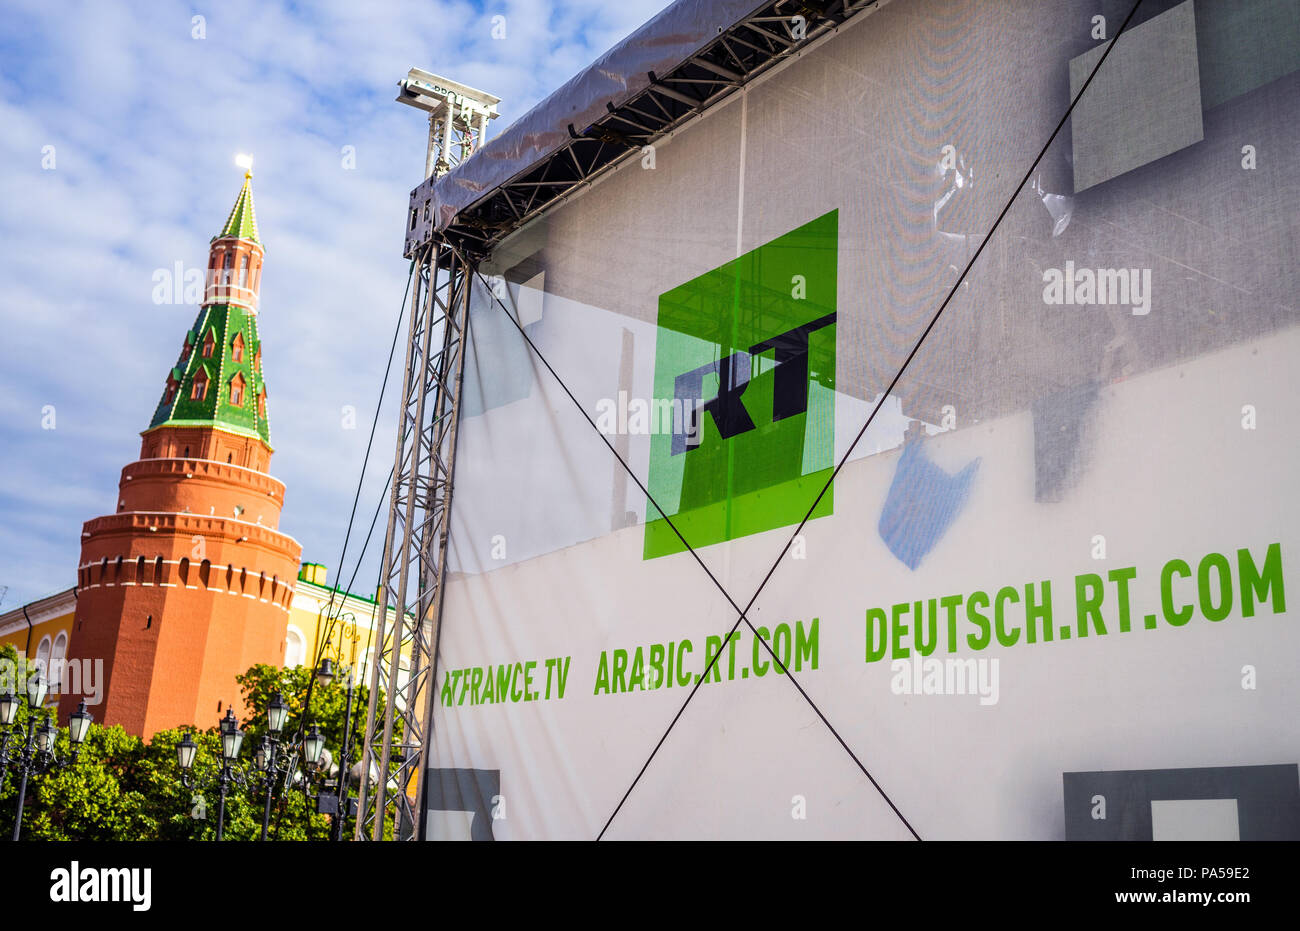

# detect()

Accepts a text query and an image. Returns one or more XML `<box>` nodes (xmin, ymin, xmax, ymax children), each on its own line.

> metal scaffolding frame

<box><xmin>404</xmin><ymin>0</ymin><xmax>887</xmax><ymax>261</ymax></box>
<box><xmin>353</xmin><ymin>239</ymin><xmax>474</xmax><ymax>841</ymax></box>
<box><xmin>396</xmin><ymin>68</ymin><xmax>501</xmax><ymax>180</ymax></box>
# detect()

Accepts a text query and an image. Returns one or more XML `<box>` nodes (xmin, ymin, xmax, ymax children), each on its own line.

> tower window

<box><xmin>164</xmin><ymin>378</ymin><xmax>177</xmax><ymax>404</ymax></box>
<box><xmin>232</xmin><ymin>332</ymin><xmax>245</xmax><ymax>362</ymax></box>
<box><xmin>229</xmin><ymin>372</ymin><xmax>246</xmax><ymax>407</ymax></box>
<box><xmin>257</xmin><ymin>388</ymin><xmax>266</xmax><ymax>418</ymax></box>
<box><xmin>191</xmin><ymin>370</ymin><xmax>209</xmax><ymax>401</ymax></box>
<box><xmin>202</xmin><ymin>331</ymin><xmax>215</xmax><ymax>358</ymax></box>
<box><xmin>239</xmin><ymin>254</ymin><xmax>249</xmax><ymax>288</ymax></box>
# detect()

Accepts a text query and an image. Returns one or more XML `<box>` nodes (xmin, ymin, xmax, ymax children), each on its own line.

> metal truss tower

<box><xmin>353</xmin><ymin>238</ymin><xmax>474</xmax><ymax>841</ymax></box>
<box><xmin>353</xmin><ymin>68</ymin><xmax>500</xmax><ymax>842</ymax></box>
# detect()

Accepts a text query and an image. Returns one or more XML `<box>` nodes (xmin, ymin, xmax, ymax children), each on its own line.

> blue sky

<box><xmin>0</xmin><ymin>0</ymin><xmax>670</xmax><ymax>608</ymax></box>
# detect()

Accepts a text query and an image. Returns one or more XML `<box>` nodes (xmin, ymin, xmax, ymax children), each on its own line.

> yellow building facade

<box><xmin>0</xmin><ymin>563</ymin><xmax>400</xmax><ymax>718</ymax></box>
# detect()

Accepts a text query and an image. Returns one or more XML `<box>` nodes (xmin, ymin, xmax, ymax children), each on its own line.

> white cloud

<box><xmin>0</xmin><ymin>0</ymin><xmax>669</xmax><ymax>606</ymax></box>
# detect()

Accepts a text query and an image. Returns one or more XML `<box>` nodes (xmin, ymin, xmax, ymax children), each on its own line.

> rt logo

<box><xmin>644</xmin><ymin>209</ymin><xmax>840</xmax><ymax>560</ymax></box>
<box><xmin>672</xmin><ymin>312</ymin><xmax>836</xmax><ymax>455</ymax></box>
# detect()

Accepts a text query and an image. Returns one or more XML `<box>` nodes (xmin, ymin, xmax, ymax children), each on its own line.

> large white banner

<box><xmin>424</xmin><ymin>0</ymin><xmax>1300</xmax><ymax>840</ymax></box>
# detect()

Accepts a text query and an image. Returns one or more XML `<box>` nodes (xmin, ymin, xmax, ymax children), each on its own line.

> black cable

<box><xmin>330</xmin><ymin>467</ymin><xmax>391</xmax><ymax>825</ymax></box>
<box><xmin>599</xmin><ymin>0</ymin><xmax>1147</xmax><ymax>838</ymax></box>
<box><xmin>313</xmin><ymin>464</ymin><xmax>394</xmax><ymax>685</ymax></box>
<box><xmin>269</xmin><ymin>262</ymin><xmax>413</xmax><ymax>839</ymax></box>
<box><xmin>720</xmin><ymin>0</ymin><xmax>1152</xmax><ymax>703</ymax></box>
<box><xmin>603</xmin><ymin>0</ymin><xmax>1146</xmax><ymax>838</ymax></box>
<box><xmin>468</xmin><ymin>266</ymin><xmax>919</xmax><ymax>839</ymax></box>
<box><xmin>339</xmin><ymin>468</ymin><xmax>393</xmax><ymax>618</ymax></box>
<box><xmin>457</xmin><ymin>0</ymin><xmax>1144</xmax><ymax>842</ymax></box>
<box><xmin>327</xmin><ymin>465</ymin><xmax>392</xmax><ymax>696</ymax></box>
<box><xmin>314</xmin><ymin>262</ymin><xmax>415</xmax><ymax>659</ymax></box>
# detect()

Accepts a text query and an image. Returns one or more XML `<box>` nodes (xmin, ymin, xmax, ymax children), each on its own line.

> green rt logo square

<box><xmin>645</xmin><ymin>210</ymin><xmax>837</xmax><ymax>559</ymax></box>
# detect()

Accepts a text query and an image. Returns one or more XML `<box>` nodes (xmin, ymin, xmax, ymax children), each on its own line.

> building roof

<box><xmin>0</xmin><ymin>586</ymin><xmax>77</xmax><ymax>641</ymax></box>
<box><xmin>405</xmin><ymin>0</ymin><xmax>878</xmax><ymax>256</ymax></box>
<box><xmin>217</xmin><ymin>170</ymin><xmax>261</xmax><ymax>243</ymax></box>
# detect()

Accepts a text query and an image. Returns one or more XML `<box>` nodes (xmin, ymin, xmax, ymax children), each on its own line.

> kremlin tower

<box><xmin>60</xmin><ymin>169</ymin><xmax>302</xmax><ymax>739</ymax></box>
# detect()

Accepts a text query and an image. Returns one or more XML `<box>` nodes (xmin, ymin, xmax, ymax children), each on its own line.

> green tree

<box><xmin>20</xmin><ymin>725</ymin><xmax>150</xmax><ymax>840</ymax></box>
<box><xmin>235</xmin><ymin>661</ymin><xmax>404</xmax><ymax>841</ymax></box>
<box><xmin>0</xmin><ymin>644</ymin><xmax>381</xmax><ymax>841</ymax></box>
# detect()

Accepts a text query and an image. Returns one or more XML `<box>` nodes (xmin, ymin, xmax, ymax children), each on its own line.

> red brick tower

<box><xmin>61</xmin><ymin>169</ymin><xmax>302</xmax><ymax>738</ymax></box>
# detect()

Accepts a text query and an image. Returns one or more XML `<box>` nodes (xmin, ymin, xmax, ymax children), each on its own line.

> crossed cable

<box><xmin>450</xmin><ymin>0</ymin><xmax>1145</xmax><ymax>840</ymax></box>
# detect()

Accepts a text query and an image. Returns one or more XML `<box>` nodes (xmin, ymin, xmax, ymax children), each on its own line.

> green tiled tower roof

<box><xmin>146</xmin><ymin>174</ymin><xmax>271</xmax><ymax>447</ymax></box>
<box><xmin>217</xmin><ymin>171</ymin><xmax>260</xmax><ymax>243</ymax></box>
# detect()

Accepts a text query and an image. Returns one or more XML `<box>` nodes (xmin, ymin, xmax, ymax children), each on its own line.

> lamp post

<box><xmin>254</xmin><ymin>691</ymin><xmax>289</xmax><ymax>841</ymax></box>
<box><xmin>1</xmin><ymin>676</ymin><xmax>92</xmax><ymax>840</ymax></box>
<box><xmin>0</xmin><ymin>689</ymin><xmax>17</xmax><ymax>784</ymax></box>
<box><xmin>178</xmin><ymin>689</ymin><xmax>338</xmax><ymax>842</ymax></box>
<box><xmin>299</xmin><ymin>658</ymin><xmax>358</xmax><ymax>841</ymax></box>
<box><xmin>296</xmin><ymin>722</ymin><xmax>337</xmax><ymax>817</ymax></box>
<box><xmin>177</xmin><ymin>708</ymin><xmax>247</xmax><ymax>841</ymax></box>
<box><xmin>330</xmin><ymin>669</ymin><xmax>358</xmax><ymax>842</ymax></box>
<box><xmin>303</xmin><ymin>723</ymin><xmax>326</xmax><ymax>771</ymax></box>
<box><xmin>10</xmin><ymin>674</ymin><xmax>47</xmax><ymax>840</ymax></box>
<box><xmin>216</xmin><ymin>709</ymin><xmax>245</xmax><ymax>842</ymax></box>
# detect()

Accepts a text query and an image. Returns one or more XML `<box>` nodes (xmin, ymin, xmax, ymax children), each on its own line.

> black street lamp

<box><xmin>266</xmin><ymin>656</ymin><xmax>352</xmax><ymax>840</ymax></box>
<box><xmin>216</xmin><ymin>709</ymin><xmax>244</xmax><ymax>842</ymax></box>
<box><xmin>218</xmin><ymin>658</ymin><xmax>355</xmax><ymax>842</ymax></box>
<box><xmin>328</xmin><ymin>670</ymin><xmax>359</xmax><ymax>842</ymax></box>
<box><xmin>253</xmin><ymin>736</ymin><xmax>272</xmax><ymax>774</ymax></box>
<box><xmin>177</xmin><ymin>693</ymin><xmax>324</xmax><ymax>842</ymax></box>
<box><xmin>251</xmin><ymin>691</ymin><xmax>291</xmax><ymax>841</ymax></box>
<box><xmin>302</xmin><ymin>724</ymin><xmax>326</xmax><ymax>769</ymax></box>
<box><xmin>0</xmin><ymin>690</ymin><xmax>18</xmax><ymax>778</ymax></box>
<box><xmin>178</xmin><ymin>709</ymin><xmax>249</xmax><ymax>841</ymax></box>
<box><xmin>295</xmin><ymin>721</ymin><xmax>339</xmax><ymax>825</ymax></box>
<box><xmin>288</xmin><ymin>660</ymin><xmax>358</xmax><ymax>841</ymax></box>
<box><xmin>0</xmin><ymin>691</ymin><xmax>17</xmax><ymax>728</ymax></box>
<box><xmin>1</xmin><ymin>678</ymin><xmax>92</xmax><ymax>840</ymax></box>
<box><xmin>176</xmin><ymin>731</ymin><xmax>198</xmax><ymax>772</ymax></box>
<box><xmin>68</xmin><ymin>701</ymin><xmax>93</xmax><ymax>747</ymax></box>
<box><xmin>266</xmin><ymin>691</ymin><xmax>289</xmax><ymax>736</ymax></box>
